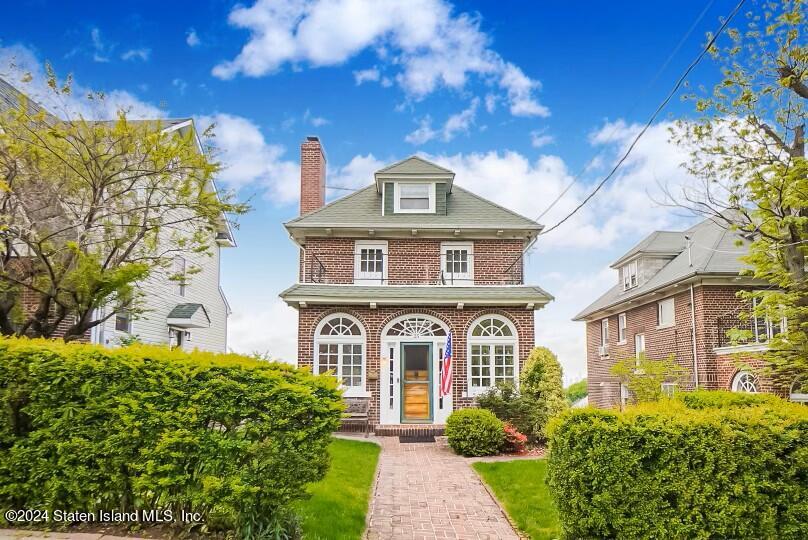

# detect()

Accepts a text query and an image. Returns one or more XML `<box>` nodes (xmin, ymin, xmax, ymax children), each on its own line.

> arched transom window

<box><xmin>386</xmin><ymin>317</ymin><xmax>447</xmax><ymax>337</ymax></box>
<box><xmin>315</xmin><ymin>314</ymin><xmax>365</xmax><ymax>395</ymax></box>
<box><xmin>731</xmin><ymin>371</ymin><xmax>758</xmax><ymax>393</ymax></box>
<box><xmin>468</xmin><ymin>315</ymin><xmax>518</xmax><ymax>395</ymax></box>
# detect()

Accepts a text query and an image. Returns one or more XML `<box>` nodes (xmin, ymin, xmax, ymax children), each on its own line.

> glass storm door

<box><xmin>401</xmin><ymin>343</ymin><xmax>432</xmax><ymax>423</ymax></box>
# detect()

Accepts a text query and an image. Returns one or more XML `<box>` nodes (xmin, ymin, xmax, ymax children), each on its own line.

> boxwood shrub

<box><xmin>445</xmin><ymin>408</ymin><xmax>504</xmax><ymax>456</ymax></box>
<box><xmin>546</xmin><ymin>394</ymin><xmax>808</xmax><ymax>539</ymax></box>
<box><xmin>0</xmin><ymin>338</ymin><xmax>343</xmax><ymax>537</ymax></box>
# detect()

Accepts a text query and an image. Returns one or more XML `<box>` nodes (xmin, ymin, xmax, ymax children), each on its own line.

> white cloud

<box><xmin>196</xmin><ymin>113</ymin><xmax>300</xmax><ymax>203</ymax></box>
<box><xmin>186</xmin><ymin>28</ymin><xmax>201</xmax><ymax>47</ymax></box>
<box><xmin>212</xmin><ymin>0</ymin><xmax>548</xmax><ymax>117</ymax></box>
<box><xmin>228</xmin><ymin>299</ymin><xmax>298</xmax><ymax>363</ymax></box>
<box><xmin>172</xmin><ymin>77</ymin><xmax>188</xmax><ymax>95</ymax></box>
<box><xmin>405</xmin><ymin>98</ymin><xmax>479</xmax><ymax>145</ymax></box>
<box><xmin>353</xmin><ymin>67</ymin><xmax>380</xmax><ymax>84</ymax></box>
<box><xmin>303</xmin><ymin>108</ymin><xmax>330</xmax><ymax>127</ymax></box>
<box><xmin>484</xmin><ymin>93</ymin><xmax>497</xmax><ymax>113</ymax></box>
<box><xmin>0</xmin><ymin>44</ymin><xmax>163</xmax><ymax>119</ymax></box>
<box><xmin>121</xmin><ymin>48</ymin><xmax>151</xmax><ymax>62</ymax></box>
<box><xmin>328</xmin><ymin>153</ymin><xmax>386</xmax><ymax>194</ymax></box>
<box><xmin>530</xmin><ymin>129</ymin><xmax>554</xmax><ymax>148</ymax></box>
<box><xmin>91</xmin><ymin>27</ymin><xmax>112</xmax><ymax>63</ymax></box>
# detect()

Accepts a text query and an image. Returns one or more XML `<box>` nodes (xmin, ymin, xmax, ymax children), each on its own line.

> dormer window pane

<box><xmin>399</xmin><ymin>183</ymin><xmax>430</xmax><ymax>209</ymax></box>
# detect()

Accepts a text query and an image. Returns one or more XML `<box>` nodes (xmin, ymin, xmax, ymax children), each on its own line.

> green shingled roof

<box><xmin>285</xmin><ymin>184</ymin><xmax>542</xmax><ymax>231</ymax></box>
<box><xmin>279</xmin><ymin>284</ymin><xmax>553</xmax><ymax>308</ymax></box>
<box><xmin>376</xmin><ymin>155</ymin><xmax>454</xmax><ymax>175</ymax></box>
<box><xmin>167</xmin><ymin>303</ymin><xmax>207</xmax><ymax>320</ymax></box>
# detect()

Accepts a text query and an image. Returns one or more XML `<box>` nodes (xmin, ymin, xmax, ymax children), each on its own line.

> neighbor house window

<box><xmin>315</xmin><ymin>314</ymin><xmax>366</xmax><ymax>395</ymax></box>
<box><xmin>173</xmin><ymin>256</ymin><xmax>186</xmax><ymax>296</ymax></box>
<box><xmin>618</xmin><ymin>313</ymin><xmax>627</xmax><ymax>343</ymax></box>
<box><xmin>468</xmin><ymin>315</ymin><xmax>518</xmax><ymax>395</ymax></box>
<box><xmin>115</xmin><ymin>309</ymin><xmax>132</xmax><ymax>333</ymax></box>
<box><xmin>394</xmin><ymin>182</ymin><xmax>435</xmax><ymax>213</ymax></box>
<box><xmin>622</xmin><ymin>260</ymin><xmax>639</xmax><ymax>290</ymax></box>
<box><xmin>354</xmin><ymin>240</ymin><xmax>387</xmax><ymax>284</ymax></box>
<box><xmin>441</xmin><ymin>242</ymin><xmax>473</xmax><ymax>284</ymax></box>
<box><xmin>731</xmin><ymin>371</ymin><xmax>758</xmax><ymax>393</ymax></box>
<box><xmin>657</xmin><ymin>298</ymin><xmax>675</xmax><ymax>327</ymax></box>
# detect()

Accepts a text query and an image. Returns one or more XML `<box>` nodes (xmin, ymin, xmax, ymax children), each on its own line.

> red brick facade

<box><xmin>297</xmin><ymin>305</ymin><xmax>535</xmax><ymax>425</ymax></box>
<box><xmin>586</xmin><ymin>284</ymin><xmax>775</xmax><ymax>408</ymax></box>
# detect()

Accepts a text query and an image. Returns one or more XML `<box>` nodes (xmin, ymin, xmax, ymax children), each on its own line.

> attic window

<box><xmin>394</xmin><ymin>183</ymin><xmax>435</xmax><ymax>213</ymax></box>
<box><xmin>622</xmin><ymin>260</ymin><xmax>638</xmax><ymax>290</ymax></box>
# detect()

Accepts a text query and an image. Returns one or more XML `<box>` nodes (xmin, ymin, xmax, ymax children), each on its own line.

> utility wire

<box><xmin>536</xmin><ymin>0</ymin><xmax>747</xmax><ymax>238</ymax></box>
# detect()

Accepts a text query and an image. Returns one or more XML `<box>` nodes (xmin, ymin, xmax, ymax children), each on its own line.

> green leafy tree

<box><xmin>521</xmin><ymin>346</ymin><xmax>567</xmax><ymax>437</ymax></box>
<box><xmin>668</xmin><ymin>0</ymin><xmax>807</xmax><ymax>389</ymax></box>
<box><xmin>610</xmin><ymin>353</ymin><xmax>689</xmax><ymax>404</ymax></box>
<box><xmin>564</xmin><ymin>378</ymin><xmax>588</xmax><ymax>404</ymax></box>
<box><xmin>0</xmin><ymin>66</ymin><xmax>247</xmax><ymax>340</ymax></box>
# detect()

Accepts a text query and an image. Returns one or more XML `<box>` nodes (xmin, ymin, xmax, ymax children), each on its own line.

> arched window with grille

<box><xmin>314</xmin><ymin>314</ymin><xmax>366</xmax><ymax>396</ymax></box>
<box><xmin>467</xmin><ymin>315</ymin><xmax>518</xmax><ymax>396</ymax></box>
<box><xmin>731</xmin><ymin>371</ymin><xmax>758</xmax><ymax>393</ymax></box>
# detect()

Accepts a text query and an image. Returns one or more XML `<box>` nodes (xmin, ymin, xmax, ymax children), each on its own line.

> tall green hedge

<box><xmin>546</xmin><ymin>394</ymin><xmax>808</xmax><ymax>539</ymax></box>
<box><xmin>0</xmin><ymin>338</ymin><xmax>343</xmax><ymax>537</ymax></box>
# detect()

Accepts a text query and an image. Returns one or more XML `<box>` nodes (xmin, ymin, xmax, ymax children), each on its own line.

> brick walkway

<box><xmin>365</xmin><ymin>437</ymin><xmax>518</xmax><ymax>540</ymax></box>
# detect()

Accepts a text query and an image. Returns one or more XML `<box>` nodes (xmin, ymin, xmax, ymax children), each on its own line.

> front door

<box><xmin>401</xmin><ymin>343</ymin><xmax>432</xmax><ymax>423</ymax></box>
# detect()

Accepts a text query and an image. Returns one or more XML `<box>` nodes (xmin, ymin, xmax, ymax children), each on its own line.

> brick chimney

<box><xmin>300</xmin><ymin>136</ymin><xmax>326</xmax><ymax>215</ymax></box>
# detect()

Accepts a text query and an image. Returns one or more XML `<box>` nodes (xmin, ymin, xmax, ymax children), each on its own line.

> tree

<box><xmin>564</xmin><ymin>378</ymin><xmax>588</xmax><ymax>404</ymax></box>
<box><xmin>611</xmin><ymin>354</ymin><xmax>689</xmax><ymax>404</ymax></box>
<box><xmin>668</xmin><ymin>0</ymin><xmax>807</xmax><ymax>388</ymax></box>
<box><xmin>0</xmin><ymin>67</ymin><xmax>248</xmax><ymax>340</ymax></box>
<box><xmin>521</xmin><ymin>346</ymin><xmax>567</xmax><ymax>438</ymax></box>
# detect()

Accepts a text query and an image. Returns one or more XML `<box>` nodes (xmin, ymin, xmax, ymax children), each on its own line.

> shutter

<box><xmin>436</xmin><ymin>182</ymin><xmax>447</xmax><ymax>215</ymax></box>
<box><xmin>384</xmin><ymin>182</ymin><xmax>394</xmax><ymax>214</ymax></box>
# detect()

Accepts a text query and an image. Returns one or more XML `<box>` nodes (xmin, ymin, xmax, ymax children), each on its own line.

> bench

<box><xmin>342</xmin><ymin>397</ymin><xmax>371</xmax><ymax>437</ymax></box>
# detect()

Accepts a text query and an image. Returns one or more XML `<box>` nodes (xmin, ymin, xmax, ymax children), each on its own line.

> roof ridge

<box><xmin>375</xmin><ymin>154</ymin><xmax>454</xmax><ymax>174</ymax></box>
<box><xmin>285</xmin><ymin>184</ymin><xmax>376</xmax><ymax>225</ymax></box>
<box><xmin>451</xmin><ymin>185</ymin><xmax>542</xmax><ymax>228</ymax></box>
<box><xmin>701</xmin><ymin>223</ymin><xmax>729</xmax><ymax>271</ymax></box>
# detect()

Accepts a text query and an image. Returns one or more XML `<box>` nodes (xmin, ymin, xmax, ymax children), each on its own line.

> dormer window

<box><xmin>394</xmin><ymin>182</ymin><xmax>435</xmax><ymax>213</ymax></box>
<box><xmin>622</xmin><ymin>260</ymin><xmax>638</xmax><ymax>290</ymax></box>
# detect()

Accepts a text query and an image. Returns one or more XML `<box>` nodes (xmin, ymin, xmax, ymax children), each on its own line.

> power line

<box><xmin>534</xmin><ymin>0</ymin><xmax>717</xmax><ymax>222</ymax></box>
<box><xmin>536</xmin><ymin>0</ymin><xmax>746</xmax><ymax>238</ymax></box>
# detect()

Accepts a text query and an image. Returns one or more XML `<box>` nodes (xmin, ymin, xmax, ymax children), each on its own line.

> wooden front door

<box><xmin>401</xmin><ymin>343</ymin><xmax>432</xmax><ymax>422</ymax></box>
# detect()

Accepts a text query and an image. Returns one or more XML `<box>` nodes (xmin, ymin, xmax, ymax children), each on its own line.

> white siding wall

<box><xmin>94</xmin><ymin>243</ymin><xmax>230</xmax><ymax>352</ymax></box>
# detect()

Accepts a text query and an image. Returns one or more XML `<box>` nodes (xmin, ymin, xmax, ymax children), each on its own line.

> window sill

<box><xmin>713</xmin><ymin>343</ymin><xmax>769</xmax><ymax>355</ymax></box>
<box><xmin>342</xmin><ymin>389</ymin><xmax>372</xmax><ymax>398</ymax></box>
<box><xmin>616</xmin><ymin>340</ymin><xmax>627</xmax><ymax>345</ymax></box>
<box><xmin>656</xmin><ymin>323</ymin><xmax>675</xmax><ymax>330</ymax></box>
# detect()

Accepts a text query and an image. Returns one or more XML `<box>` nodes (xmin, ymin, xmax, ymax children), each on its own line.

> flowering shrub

<box><xmin>502</xmin><ymin>423</ymin><xmax>528</xmax><ymax>454</ymax></box>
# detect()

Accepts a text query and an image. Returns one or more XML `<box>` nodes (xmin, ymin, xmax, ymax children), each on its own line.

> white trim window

<box><xmin>315</xmin><ymin>314</ymin><xmax>366</xmax><ymax>396</ymax></box>
<box><xmin>441</xmin><ymin>242</ymin><xmax>473</xmax><ymax>285</ymax></box>
<box><xmin>618</xmin><ymin>313</ymin><xmax>627</xmax><ymax>343</ymax></box>
<box><xmin>634</xmin><ymin>333</ymin><xmax>645</xmax><ymax>361</ymax></box>
<box><xmin>354</xmin><ymin>240</ymin><xmax>387</xmax><ymax>284</ymax></box>
<box><xmin>731</xmin><ymin>371</ymin><xmax>758</xmax><ymax>393</ymax></box>
<box><xmin>394</xmin><ymin>182</ymin><xmax>435</xmax><ymax>213</ymax></box>
<box><xmin>601</xmin><ymin>318</ymin><xmax>609</xmax><ymax>345</ymax></box>
<box><xmin>751</xmin><ymin>297</ymin><xmax>787</xmax><ymax>343</ymax></box>
<box><xmin>468</xmin><ymin>315</ymin><xmax>518</xmax><ymax>396</ymax></box>
<box><xmin>657</xmin><ymin>298</ymin><xmax>675</xmax><ymax>328</ymax></box>
<box><xmin>622</xmin><ymin>260</ymin><xmax>639</xmax><ymax>290</ymax></box>
<box><xmin>115</xmin><ymin>309</ymin><xmax>132</xmax><ymax>333</ymax></box>
<box><xmin>661</xmin><ymin>382</ymin><xmax>677</xmax><ymax>397</ymax></box>
<box><xmin>173</xmin><ymin>255</ymin><xmax>187</xmax><ymax>297</ymax></box>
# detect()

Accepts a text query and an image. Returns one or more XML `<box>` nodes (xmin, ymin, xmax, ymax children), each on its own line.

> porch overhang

<box><xmin>166</xmin><ymin>303</ymin><xmax>211</xmax><ymax>328</ymax></box>
<box><xmin>279</xmin><ymin>284</ymin><xmax>553</xmax><ymax>310</ymax></box>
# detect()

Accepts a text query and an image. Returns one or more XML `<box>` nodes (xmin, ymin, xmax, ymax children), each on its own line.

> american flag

<box><xmin>440</xmin><ymin>331</ymin><xmax>453</xmax><ymax>397</ymax></box>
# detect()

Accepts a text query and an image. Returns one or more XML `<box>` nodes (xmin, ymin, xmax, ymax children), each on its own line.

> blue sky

<box><xmin>1</xmin><ymin>0</ymin><xmax>742</xmax><ymax>382</ymax></box>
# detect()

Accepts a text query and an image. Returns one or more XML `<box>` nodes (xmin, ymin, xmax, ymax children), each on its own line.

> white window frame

<box><xmin>115</xmin><ymin>309</ymin><xmax>132</xmax><ymax>333</ymax></box>
<box><xmin>314</xmin><ymin>314</ymin><xmax>367</xmax><ymax>397</ymax></box>
<box><xmin>440</xmin><ymin>242</ymin><xmax>473</xmax><ymax>285</ymax></box>
<box><xmin>751</xmin><ymin>296</ymin><xmax>787</xmax><ymax>343</ymax></box>
<box><xmin>354</xmin><ymin>240</ymin><xmax>388</xmax><ymax>285</ymax></box>
<box><xmin>661</xmin><ymin>382</ymin><xmax>676</xmax><ymax>397</ymax></box>
<box><xmin>617</xmin><ymin>313</ymin><xmax>627</xmax><ymax>343</ymax></box>
<box><xmin>173</xmin><ymin>255</ymin><xmax>187</xmax><ymax>297</ymax></box>
<box><xmin>634</xmin><ymin>333</ymin><xmax>645</xmax><ymax>362</ymax></box>
<box><xmin>600</xmin><ymin>318</ymin><xmax>609</xmax><ymax>346</ymax></box>
<box><xmin>394</xmin><ymin>182</ymin><xmax>436</xmax><ymax>214</ymax></box>
<box><xmin>622</xmin><ymin>260</ymin><xmax>639</xmax><ymax>290</ymax></box>
<box><xmin>731</xmin><ymin>370</ymin><xmax>758</xmax><ymax>393</ymax></box>
<box><xmin>467</xmin><ymin>315</ymin><xmax>518</xmax><ymax>397</ymax></box>
<box><xmin>657</xmin><ymin>297</ymin><xmax>675</xmax><ymax>328</ymax></box>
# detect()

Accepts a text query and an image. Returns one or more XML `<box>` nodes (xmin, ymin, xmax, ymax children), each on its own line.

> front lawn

<box><xmin>295</xmin><ymin>437</ymin><xmax>381</xmax><ymax>539</ymax></box>
<box><xmin>473</xmin><ymin>459</ymin><xmax>560</xmax><ymax>540</ymax></box>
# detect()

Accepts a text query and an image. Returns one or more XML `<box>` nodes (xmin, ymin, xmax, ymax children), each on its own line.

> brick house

<box><xmin>280</xmin><ymin>137</ymin><xmax>553</xmax><ymax>431</ymax></box>
<box><xmin>574</xmin><ymin>217</ymin><xmax>787</xmax><ymax>408</ymax></box>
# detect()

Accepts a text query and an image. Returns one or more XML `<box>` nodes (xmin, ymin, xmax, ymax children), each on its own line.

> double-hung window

<box><xmin>622</xmin><ymin>260</ymin><xmax>638</xmax><ymax>290</ymax></box>
<box><xmin>394</xmin><ymin>182</ymin><xmax>435</xmax><ymax>213</ymax></box>
<box><xmin>634</xmin><ymin>333</ymin><xmax>646</xmax><ymax>362</ymax></box>
<box><xmin>441</xmin><ymin>242</ymin><xmax>473</xmax><ymax>284</ymax></box>
<box><xmin>601</xmin><ymin>319</ymin><xmax>609</xmax><ymax>345</ymax></box>
<box><xmin>618</xmin><ymin>313</ymin><xmax>627</xmax><ymax>343</ymax></box>
<box><xmin>354</xmin><ymin>240</ymin><xmax>387</xmax><ymax>284</ymax></box>
<box><xmin>751</xmin><ymin>296</ymin><xmax>787</xmax><ymax>343</ymax></box>
<box><xmin>657</xmin><ymin>298</ymin><xmax>675</xmax><ymax>327</ymax></box>
<box><xmin>115</xmin><ymin>309</ymin><xmax>132</xmax><ymax>333</ymax></box>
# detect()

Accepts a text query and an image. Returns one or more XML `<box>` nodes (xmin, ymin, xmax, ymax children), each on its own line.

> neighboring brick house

<box><xmin>574</xmin><ymin>217</ymin><xmax>787</xmax><ymax>408</ymax></box>
<box><xmin>0</xmin><ymin>77</ymin><xmax>235</xmax><ymax>351</ymax></box>
<box><xmin>280</xmin><ymin>137</ymin><xmax>553</xmax><ymax>431</ymax></box>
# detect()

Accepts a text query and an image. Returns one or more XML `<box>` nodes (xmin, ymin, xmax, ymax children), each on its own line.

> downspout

<box><xmin>685</xmin><ymin>234</ymin><xmax>699</xmax><ymax>389</ymax></box>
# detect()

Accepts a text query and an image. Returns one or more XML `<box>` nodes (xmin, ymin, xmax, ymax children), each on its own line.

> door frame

<box><xmin>400</xmin><ymin>341</ymin><xmax>433</xmax><ymax>423</ymax></box>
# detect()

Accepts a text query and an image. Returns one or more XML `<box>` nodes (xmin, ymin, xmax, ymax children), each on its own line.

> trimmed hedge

<box><xmin>0</xmin><ymin>338</ymin><xmax>343</xmax><ymax>537</ymax></box>
<box><xmin>445</xmin><ymin>408</ymin><xmax>504</xmax><ymax>457</ymax></box>
<box><xmin>546</xmin><ymin>394</ymin><xmax>808</xmax><ymax>539</ymax></box>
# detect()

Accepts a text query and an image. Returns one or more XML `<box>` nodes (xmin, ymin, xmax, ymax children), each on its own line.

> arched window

<box><xmin>386</xmin><ymin>316</ymin><xmax>447</xmax><ymax>337</ymax></box>
<box><xmin>315</xmin><ymin>314</ymin><xmax>365</xmax><ymax>395</ymax></box>
<box><xmin>731</xmin><ymin>371</ymin><xmax>758</xmax><ymax>393</ymax></box>
<box><xmin>467</xmin><ymin>315</ymin><xmax>518</xmax><ymax>395</ymax></box>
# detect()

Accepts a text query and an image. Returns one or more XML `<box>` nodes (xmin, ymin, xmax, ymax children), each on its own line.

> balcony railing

<box><xmin>307</xmin><ymin>252</ymin><xmax>524</xmax><ymax>286</ymax></box>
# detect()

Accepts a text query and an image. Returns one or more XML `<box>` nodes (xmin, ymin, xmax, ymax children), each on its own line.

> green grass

<box><xmin>473</xmin><ymin>459</ymin><xmax>561</xmax><ymax>540</ymax></box>
<box><xmin>295</xmin><ymin>437</ymin><xmax>381</xmax><ymax>539</ymax></box>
